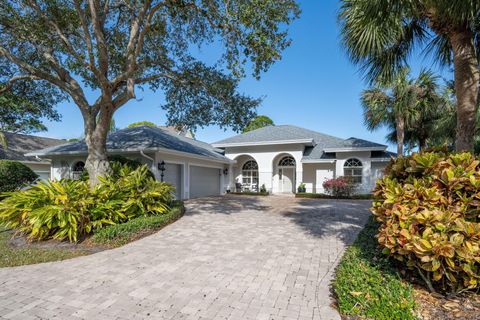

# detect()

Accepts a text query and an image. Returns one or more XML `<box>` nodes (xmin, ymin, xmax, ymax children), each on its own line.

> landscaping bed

<box><xmin>334</xmin><ymin>216</ymin><xmax>480</xmax><ymax>320</ymax></box>
<box><xmin>228</xmin><ymin>191</ymin><xmax>270</xmax><ymax>196</ymax></box>
<box><xmin>0</xmin><ymin>201</ymin><xmax>184</xmax><ymax>267</ymax></box>
<box><xmin>295</xmin><ymin>192</ymin><xmax>372</xmax><ymax>200</ymax></box>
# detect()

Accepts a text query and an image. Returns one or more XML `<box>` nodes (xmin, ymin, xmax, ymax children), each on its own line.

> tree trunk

<box><xmin>418</xmin><ymin>137</ymin><xmax>427</xmax><ymax>152</ymax></box>
<box><xmin>449</xmin><ymin>30</ymin><xmax>479</xmax><ymax>152</ymax></box>
<box><xmin>84</xmin><ymin>111</ymin><xmax>111</xmax><ymax>187</ymax></box>
<box><xmin>396</xmin><ymin>115</ymin><xmax>405</xmax><ymax>156</ymax></box>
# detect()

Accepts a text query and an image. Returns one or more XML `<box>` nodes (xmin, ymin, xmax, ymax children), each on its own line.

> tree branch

<box><xmin>0</xmin><ymin>75</ymin><xmax>40</xmax><ymax>94</ymax></box>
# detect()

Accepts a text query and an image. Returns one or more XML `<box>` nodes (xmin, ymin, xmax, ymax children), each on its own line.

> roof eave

<box><xmin>301</xmin><ymin>159</ymin><xmax>336</xmax><ymax>164</ymax></box>
<box><xmin>27</xmin><ymin>146</ymin><xmax>233</xmax><ymax>165</ymax></box>
<box><xmin>323</xmin><ymin>146</ymin><xmax>387</xmax><ymax>152</ymax></box>
<box><xmin>212</xmin><ymin>138</ymin><xmax>315</xmax><ymax>148</ymax></box>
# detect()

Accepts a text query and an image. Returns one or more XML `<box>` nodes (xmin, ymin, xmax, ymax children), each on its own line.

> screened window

<box><xmin>242</xmin><ymin>160</ymin><xmax>258</xmax><ymax>187</ymax></box>
<box><xmin>278</xmin><ymin>156</ymin><xmax>295</xmax><ymax>167</ymax></box>
<box><xmin>344</xmin><ymin>158</ymin><xmax>362</xmax><ymax>184</ymax></box>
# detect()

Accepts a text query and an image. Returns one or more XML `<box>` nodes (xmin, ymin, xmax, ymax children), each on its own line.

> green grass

<box><xmin>333</xmin><ymin>216</ymin><xmax>417</xmax><ymax>320</ymax></box>
<box><xmin>295</xmin><ymin>192</ymin><xmax>373</xmax><ymax>199</ymax></box>
<box><xmin>0</xmin><ymin>228</ymin><xmax>85</xmax><ymax>268</ymax></box>
<box><xmin>91</xmin><ymin>201</ymin><xmax>185</xmax><ymax>247</ymax></box>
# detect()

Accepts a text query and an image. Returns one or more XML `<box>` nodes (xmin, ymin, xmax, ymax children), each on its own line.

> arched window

<box><xmin>344</xmin><ymin>158</ymin><xmax>362</xmax><ymax>183</ymax></box>
<box><xmin>278</xmin><ymin>156</ymin><xmax>295</xmax><ymax>167</ymax></box>
<box><xmin>72</xmin><ymin>161</ymin><xmax>85</xmax><ymax>180</ymax></box>
<box><xmin>242</xmin><ymin>160</ymin><xmax>258</xmax><ymax>190</ymax></box>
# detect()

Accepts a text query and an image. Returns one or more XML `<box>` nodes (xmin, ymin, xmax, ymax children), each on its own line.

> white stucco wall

<box><xmin>50</xmin><ymin>151</ymin><xmax>229</xmax><ymax>200</ymax></box>
<box><xmin>302</xmin><ymin>163</ymin><xmax>336</xmax><ymax>193</ymax></box>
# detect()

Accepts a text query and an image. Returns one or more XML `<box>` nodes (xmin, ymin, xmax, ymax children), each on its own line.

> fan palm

<box><xmin>339</xmin><ymin>0</ymin><xmax>480</xmax><ymax>151</ymax></box>
<box><xmin>362</xmin><ymin>68</ymin><xmax>440</xmax><ymax>155</ymax></box>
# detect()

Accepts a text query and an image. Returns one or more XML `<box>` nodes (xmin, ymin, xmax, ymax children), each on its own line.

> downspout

<box><xmin>140</xmin><ymin>149</ymin><xmax>156</xmax><ymax>176</ymax></box>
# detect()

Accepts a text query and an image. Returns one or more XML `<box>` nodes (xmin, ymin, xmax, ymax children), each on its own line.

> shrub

<box><xmin>372</xmin><ymin>151</ymin><xmax>480</xmax><ymax>293</ymax></box>
<box><xmin>260</xmin><ymin>184</ymin><xmax>267</xmax><ymax>193</ymax></box>
<box><xmin>0</xmin><ymin>165</ymin><xmax>175</xmax><ymax>242</ymax></box>
<box><xmin>80</xmin><ymin>155</ymin><xmax>155</xmax><ymax>180</ymax></box>
<box><xmin>323</xmin><ymin>177</ymin><xmax>356</xmax><ymax>197</ymax></box>
<box><xmin>297</xmin><ymin>182</ymin><xmax>306</xmax><ymax>193</ymax></box>
<box><xmin>0</xmin><ymin>160</ymin><xmax>38</xmax><ymax>192</ymax></box>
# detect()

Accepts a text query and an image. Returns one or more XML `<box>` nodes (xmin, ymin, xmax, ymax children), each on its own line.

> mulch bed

<box><xmin>415</xmin><ymin>286</ymin><xmax>480</xmax><ymax>320</ymax></box>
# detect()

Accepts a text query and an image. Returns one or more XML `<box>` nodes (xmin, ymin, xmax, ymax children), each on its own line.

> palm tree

<box><xmin>362</xmin><ymin>69</ymin><xmax>440</xmax><ymax>155</ymax></box>
<box><xmin>339</xmin><ymin>1</ymin><xmax>480</xmax><ymax>152</ymax></box>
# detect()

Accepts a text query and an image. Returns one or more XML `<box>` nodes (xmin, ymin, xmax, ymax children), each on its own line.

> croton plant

<box><xmin>372</xmin><ymin>150</ymin><xmax>480</xmax><ymax>293</ymax></box>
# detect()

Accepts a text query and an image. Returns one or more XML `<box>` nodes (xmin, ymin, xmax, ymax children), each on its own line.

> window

<box><xmin>71</xmin><ymin>161</ymin><xmax>85</xmax><ymax>180</ymax></box>
<box><xmin>242</xmin><ymin>160</ymin><xmax>258</xmax><ymax>189</ymax></box>
<box><xmin>344</xmin><ymin>158</ymin><xmax>362</xmax><ymax>184</ymax></box>
<box><xmin>278</xmin><ymin>156</ymin><xmax>295</xmax><ymax>167</ymax></box>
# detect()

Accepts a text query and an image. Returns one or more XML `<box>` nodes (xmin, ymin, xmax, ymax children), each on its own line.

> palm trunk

<box><xmin>396</xmin><ymin>115</ymin><xmax>405</xmax><ymax>156</ymax></box>
<box><xmin>84</xmin><ymin>111</ymin><xmax>112</xmax><ymax>187</ymax></box>
<box><xmin>449</xmin><ymin>30</ymin><xmax>479</xmax><ymax>152</ymax></box>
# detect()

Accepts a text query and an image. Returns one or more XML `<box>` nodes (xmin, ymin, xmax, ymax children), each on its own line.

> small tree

<box><xmin>243</xmin><ymin>115</ymin><xmax>275</xmax><ymax>133</ymax></box>
<box><xmin>0</xmin><ymin>1</ymin><xmax>300</xmax><ymax>186</ymax></box>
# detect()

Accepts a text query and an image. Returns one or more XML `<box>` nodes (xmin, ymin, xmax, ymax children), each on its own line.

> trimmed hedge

<box><xmin>91</xmin><ymin>201</ymin><xmax>184</xmax><ymax>247</ymax></box>
<box><xmin>229</xmin><ymin>191</ymin><xmax>269</xmax><ymax>196</ymax></box>
<box><xmin>295</xmin><ymin>192</ymin><xmax>373</xmax><ymax>200</ymax></box>
<box><xmin>0</xmin><ymin>160</ymin><xmax>38</xmax><ymax>192</ymax></box>
<box><xmin>372</xmin><ymin>151</ymin><xmax>480</xmax><ymax>293</ymax></box>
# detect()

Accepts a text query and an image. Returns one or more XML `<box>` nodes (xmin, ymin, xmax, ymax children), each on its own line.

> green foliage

<box><xmin>334</xmin><ymin>217</ymin><xmax>416</xmax><ymax>320</ymax></box>
<box><xmin>0</xmin><ymin>165</ymin><xmax>175</xmax><ymax>243</ymax></box>
<box><xmin>295</xmin><ymin>193</ymin><xmax>373</xmax><ymax>200</ymax></box>
<box><xmin>127</xmin><ymin>121</ymin><xmax>157</xmax><ymax>128</ymax></box>
<box><xmin>0</xmin><ymin>228</ymin><xmax>85</xmax><ymax>267</ymax></box>
<box><xmin>0</xmin><ymin>160</ymin><xmax>38</xmax><ymax>192</ymax></box>
<box><xmin>242</xmin><ymin>115</ymin><xmax>274</xmax><ymax>133</ymax></box>
<box><xmin>297</xmin><ymin>182</ymin><xmax>306</xmax><ymax>193</ymax></box>
<box><xmin>92</xmin><ymin>201</ymin><xmax>184</xmax><ymax>247</ymax></box>
<box><xmin>81</xmin><ymin>155</ymin><xmax>154</xmax><ymax>180</ymax></box>
<box><xmin>260</xmin><ymin>184</ymin><xmax>267</xmax><ymax>193</ymax></box>
<box><xmin>372</xmin><ymin>151</ymin><xmax>480</xmax><ymax>292</ymax></box>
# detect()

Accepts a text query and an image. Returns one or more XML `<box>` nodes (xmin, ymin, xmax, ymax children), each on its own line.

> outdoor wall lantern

<box><xmin>158</xmin><ymin>161</ymin><xmax>166</xmax><ymax>182</ymax></box>
<box><xmin>223</xmin><ymin>168</ymin><xmax>229</xmax><ymax>175</ymax></box>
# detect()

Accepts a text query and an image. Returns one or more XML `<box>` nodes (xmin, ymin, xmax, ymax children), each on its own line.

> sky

<box><xmin>40</xmin><ymin>0</ymin><xmax>452</xmax><ymax>151</ymax></box>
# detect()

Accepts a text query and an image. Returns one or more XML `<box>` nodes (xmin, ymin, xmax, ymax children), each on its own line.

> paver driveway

<box><xmin>0</xmin><ymin>196</ymin><xmax>371</xmax><ymax>320</ymax></box>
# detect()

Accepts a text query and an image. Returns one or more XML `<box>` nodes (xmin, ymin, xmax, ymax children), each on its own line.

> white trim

<box><xmin>301</xmin><ymin>159</ymin><xmax>336</xmax><ymax>164</ymax></box>
<box><xmin>20</xmin><ymin>160</ymin><xmax>51</xmax><ymax>165</ymax></box>
<box><xmin>212</xmin><ymin>138</ymin><xmax>315</xmax><ymax>148</ymax></box>
<box><xmin>323</xmin><ymin>147</ymin><xmax>386</xmax><ymax>152</ymax></box>
<box><xmin>188</xmin><ymin>162</ymin><xmax>224</xmax><ymax>170</ymax></box>
<box><xmin>371</xmin><ymin>158</ymin><xmax>392</xmax><ymax>162</ymax></box>
<box><xmin>29</xmin><ymin>146</ymin><xmax>233</xmax><ymax>165</ymax></box>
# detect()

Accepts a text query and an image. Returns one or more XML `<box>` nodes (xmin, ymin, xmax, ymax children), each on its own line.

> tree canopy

<box><xmin>0</xmin><ymin>0</ymin><xmax>300</xmax><ymax>185</ymax></box>
<box><xmin>127</xmin><ymin>121</ymin><xmax>157</xmax><ymax>128</ymax></box>
<box><xmin>339</xmin><ymin>0</ymin><xmax>480</xmax><ymax>151</ymax></box>
<box><xmin>242</xmin><ymin>115</ymin><xmax>274</xmax><ymax>133</ymax></box>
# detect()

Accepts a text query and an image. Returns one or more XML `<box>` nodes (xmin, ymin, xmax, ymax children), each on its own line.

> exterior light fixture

<box><xmin>158</xmin><ymin>161</ymin><xmax>166</xmax><ymax>182</ymax></box>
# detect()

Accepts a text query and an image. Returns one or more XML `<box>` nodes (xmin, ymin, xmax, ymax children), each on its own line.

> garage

<box><xmin>189</xmin><ymin>165</ymin><xmax>221</xmax><ymax>198</ymax></box>
<box><xmin>163</xmin><ymin>163</ymin><xmax>182</xmax><ymax>199</ymax></box>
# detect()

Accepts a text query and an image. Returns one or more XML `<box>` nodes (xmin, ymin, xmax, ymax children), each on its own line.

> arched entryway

<box><xmin>232</xmin><ymin>155</ymin><xmax>259</xmax><ymax>192</ymax></box>
<box><xmin>275</xmin><ymin>155</ymin><xmax>296</xmax><ymax>193</ymax></box>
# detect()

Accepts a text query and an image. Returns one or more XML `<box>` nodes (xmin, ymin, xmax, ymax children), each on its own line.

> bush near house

<box><xmin>295</xmin><ymin>192</ymin><xmax>372</xmax><ymax>200</ymax></box>
<box><xmin>0</xmin><ymin>165</ymin><xmax>174</xmax><ymax>243</ymax></box>
<box><xmin>322</xmin><ymin>176</ymin><xmax>357</xmax><ymax>197</ymax></box>
<box><xmin>0</xmin><ymin>160</ymin><xmax>38</xmax><ymax>192</ymax></box>
<box><xmin>372</xmin><ymin>150</ymin><xmax>480</xmax><ymax>293</ymax></box>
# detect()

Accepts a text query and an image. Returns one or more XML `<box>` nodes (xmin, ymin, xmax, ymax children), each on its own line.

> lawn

<box><xmin>0</xmin><ymin>201</ymin><xmax>185</xmax><ymax>267</ymax></box>
<box><xmin>333</xmin><ymin>216</ymin><xmax>417</xmax><ymax>320</ymax></box>
<box><xmin>0</xmin><ymin>228</ymin><xmax>86</xmax><ymax>268</ymax></box>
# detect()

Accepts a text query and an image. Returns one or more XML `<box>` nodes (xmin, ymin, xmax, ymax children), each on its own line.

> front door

<box><xmin>279</xmin><ymin>168</ymin><xmax>295</xmax><ymax>193</ymax></box>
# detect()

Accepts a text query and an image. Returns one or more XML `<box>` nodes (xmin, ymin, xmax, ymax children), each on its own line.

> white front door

<box><xmin>279</xmin><ymin>168</ymin><xmax>295</xmax><ymax>193</ymax></box>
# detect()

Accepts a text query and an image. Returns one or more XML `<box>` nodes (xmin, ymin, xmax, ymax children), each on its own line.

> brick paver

<box><xmin>0</xmin><ymin>195</ymin><xmax>371</xmax><ymax>320</ymax></box>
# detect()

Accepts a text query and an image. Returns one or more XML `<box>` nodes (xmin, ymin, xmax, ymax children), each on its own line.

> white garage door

<box><xmin>163</xmin><ymin>163</ymin><xmax>182</xmax><ymax>199</ymax></box>
<box><xmin>189</xmin><ymin>166</ymin><xmax>220</xmax><ymax>198</ymax></box>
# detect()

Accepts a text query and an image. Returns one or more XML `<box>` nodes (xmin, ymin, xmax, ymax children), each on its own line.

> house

<box><xmin>213</xmin><ymin>125</ymin><xmax>394</xmax><ymax>194</ymax></box>
<box><xmin>27</xmin><ymin>124</ymin><xmax>394</xmax><ymax>199</ymax></box>
<box><xmin>26</xmin><ymin>125</ymin><xmax>233</xmax><ymax>199</ymax></box>
<box><xmin>0</xmin><ymin>132</ymin><xmax>66</xmax><ymax>180</ymax></box>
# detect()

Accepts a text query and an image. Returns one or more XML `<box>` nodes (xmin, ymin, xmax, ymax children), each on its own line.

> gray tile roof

<box><xmin>213</xmin><ymin>125</ymin><xmax>387</xmax><ymax>161</ymax></box>
<box><xmin>0</xmin><ymin>132</ymin><xmax>65</xmax><ymax>163</ymax></box>
<box><xmin>28</xmin><ymin>126</ymin><xmax>230</xmax><ymax>162</ymax></box>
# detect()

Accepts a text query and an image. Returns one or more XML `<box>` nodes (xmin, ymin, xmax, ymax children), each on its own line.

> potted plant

<box><xmin>297</xmin><ymin>182</ymin><xmax>306</xmax><ymax>193</ymax></box>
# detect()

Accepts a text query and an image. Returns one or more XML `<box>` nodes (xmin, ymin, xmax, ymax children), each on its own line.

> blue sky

<box><xmin>41</xmin><ymin>0</ymin><xmax>451</xmax><ymax>151</ymax></box>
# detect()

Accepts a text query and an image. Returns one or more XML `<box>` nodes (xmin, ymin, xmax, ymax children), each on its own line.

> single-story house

<box><xmin>0</xmin><ymin>132</ymin><xmax>66</xmax><ymax>180</ymax></box>
<box><xmin>213</xmin><ymin>125</ymin><xmax>395</xmax><ymax>194</ymax></box>
<box><xmin>27</xmin><ymin>124</ymin><xmax>394</xmax><ymax>199</ymax></box>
